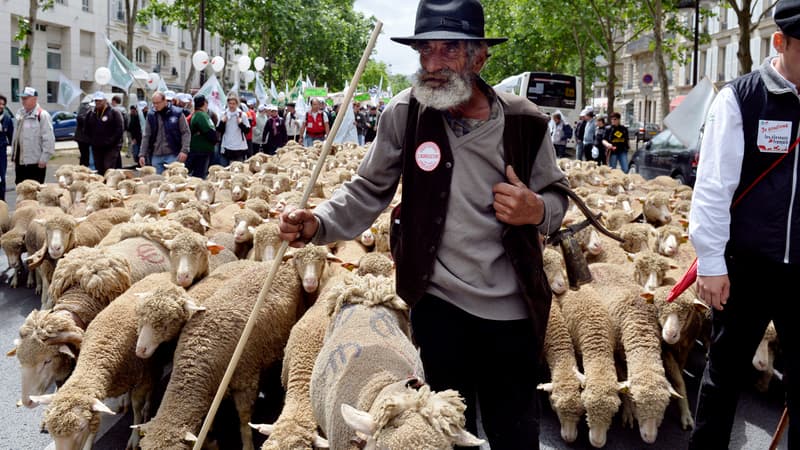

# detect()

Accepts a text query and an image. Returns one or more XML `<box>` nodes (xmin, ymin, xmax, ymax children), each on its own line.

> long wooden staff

<box><xmin>769</xmin><ymin>406</ymin><xmax>789</xmax><ymax>450</ymax></box>
<box><xmin>192</xmin><ymin>20</ymin><xmax>383</xmax><ymax>450</ymax></box>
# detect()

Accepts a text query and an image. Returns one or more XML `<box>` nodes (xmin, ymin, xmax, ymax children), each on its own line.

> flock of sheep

<box><xmin>0</xmin><ymin>140</ymin><xmax>782</xmax><ymax>449</ymax></box>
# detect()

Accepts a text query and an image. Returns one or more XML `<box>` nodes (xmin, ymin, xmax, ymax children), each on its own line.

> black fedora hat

<box><xmin>391</xmin><ymin>0</ymin><xmax>507</xmax><ymax>47</ymax></box>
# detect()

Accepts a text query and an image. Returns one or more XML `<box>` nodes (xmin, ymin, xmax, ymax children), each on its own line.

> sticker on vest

<box><xmin>415</xmin><ymin>142</ymin><xmax>442</xmax><ymax>172</ymax></box>
<box><xmin>757</xmin><ymin>120</ymin><xmax>792</xmax><ymax>153</ymax></box>
<box><xmin>101</xmin><ymin>116</ymin><xmax>108</xmax><ymax>122</ymax></box>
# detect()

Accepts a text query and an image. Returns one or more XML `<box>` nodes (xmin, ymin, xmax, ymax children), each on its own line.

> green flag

<box><xmin>305</xmin><ymin>87</ymin><xmax>328</xmax><ymax>97</ymax></box>
<box><xmin>354</xmin><ymin>92</ymin><xmax>371</xmax><ymax>102</ymax></box>
<box><xmin>105</xmin><ymin>37</ymin><xmax>147</xmax><ymax>91</ymax></box>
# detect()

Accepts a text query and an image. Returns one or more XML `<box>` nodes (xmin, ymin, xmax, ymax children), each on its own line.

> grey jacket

<box><xmin>11</xmin><ymin>104</ymin><xmax>55</xmax><ymax>166</ymax></box>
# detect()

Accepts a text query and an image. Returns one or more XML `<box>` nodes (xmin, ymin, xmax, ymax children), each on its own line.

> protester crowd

<box><xmin>0</xmin><ymin>86</ymin><xmax>384</xmax><ymax>184</ymax></box>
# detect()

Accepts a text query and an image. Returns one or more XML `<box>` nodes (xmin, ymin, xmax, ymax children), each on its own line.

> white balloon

<box><xmin>237</xmin><ymin>55</ymin><xmax>251</xmax><ymax>72</ymax></box>
<box><xmin>146</xmin><ymin>73</ymin><xmax>161</xmax><ymax>90</ymax></box>
<box><xmin>244</xmin><ymin>70</ymin><xmax>256</xmax><ymax>83</ymax></box>
<box><xmin>210</xmin><ymin>56</ymin><xmax>225</xmax><ymax>72</ymax></box>
<box><xmin>94</xmin><ymin>67</ymin><xmax>112</xmax><ymax>85</ymax></box>
<box><xmin>254</xmin><ymin>56</ymin><xmax>266</xmax><ymax>72</ymax></box>
<box><xmin>192</xmin><ymin>50</ymin><xmax>209</xmax><ymax>71</ymax></box>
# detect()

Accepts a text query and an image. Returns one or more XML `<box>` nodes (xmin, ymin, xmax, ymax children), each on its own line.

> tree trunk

<box><xmin>606</xmin><ymin>49</ymin><xmax>616</xmax><ymax>115</ymax></box>
<box><xmin>184</xmin><ymin>24</ymin><xmax>200</xmax><ymax>92</ymax></box>
<box><xmin>736</xmin><ymin>6</ymin><xmax>753</xmax><ymax>76</ymax></box>
<box><xmin>125</xmin><ymin>0</ymin><xmax>139</xmax><ymax>62</ymax></box>
<box><xmin>21</xmin><ymin>0</ymin><xmax>39</xmax><ymax>88</ymax></box>
<box><xmin>652</xmin><ymin>0</ymin><xmax>671</xmax><ymax>125</ymax></box>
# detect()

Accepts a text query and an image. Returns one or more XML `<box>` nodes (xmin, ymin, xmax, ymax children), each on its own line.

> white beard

<box><xmin>412</xmin><ymin>68</ymin><xmax>473</xmax><ymax>111</ymax></box>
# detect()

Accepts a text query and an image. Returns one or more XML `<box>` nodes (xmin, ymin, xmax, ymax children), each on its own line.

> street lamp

<box><xmin>678</xmin><ymin>0</ymin><xmax>702</xmax><ymax>86</ymax></box>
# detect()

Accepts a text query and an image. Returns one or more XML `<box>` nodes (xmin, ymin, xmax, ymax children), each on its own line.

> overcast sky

<box><xmin>353</xmin><ymin>1</ymin><xmax>419</xmax><ymax>76</ymax></box>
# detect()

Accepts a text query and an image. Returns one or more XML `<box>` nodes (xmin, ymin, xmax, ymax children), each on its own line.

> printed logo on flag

<box><xmin>757</xmin><ymin>120</ymin><xmax>792</xmax><ymax>153</ymax></box>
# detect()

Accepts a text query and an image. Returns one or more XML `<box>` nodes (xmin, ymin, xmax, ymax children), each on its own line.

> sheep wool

<box><xmin>310</xmin><ymin>274</ymin><xmax>421</xmax><ymax>447</ymax></box>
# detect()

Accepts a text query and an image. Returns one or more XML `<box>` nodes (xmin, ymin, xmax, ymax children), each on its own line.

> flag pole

<box><xmin>191</xmin><ymin>20</ymin><xmax>383</xmax><ymax>450</ymax></box>
<box><xmin>104</xmin><ymin>34</ymin><xmax>149</xmax><ymax>96</ymax></box>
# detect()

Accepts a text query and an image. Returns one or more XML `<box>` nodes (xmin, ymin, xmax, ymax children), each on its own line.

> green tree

<box><xmin>724</xmin><ymin>0</ymin><xmax>777</xmax><ymax>76</ymax></box>
<box><xmin>15</xmin><ymin>0</ymin><xmax>54</xmax><ymax>88</ymax></box>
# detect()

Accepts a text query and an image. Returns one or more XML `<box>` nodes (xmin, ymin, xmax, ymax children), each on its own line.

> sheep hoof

<box><xmin>681</xmin><ymin>414</ymin><xmax>695</xmax><ymax>430</ymax></box>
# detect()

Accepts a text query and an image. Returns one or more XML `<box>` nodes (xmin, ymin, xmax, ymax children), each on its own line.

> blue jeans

<box><xmin>304</xmin><ymin>135</ymin><xmax>324</xmax><ymax>147</ymax></box>
<box><xmin>608</xmin><ymin>150</ymin><xmax>629</xmax><ymax>173</ymax></box>
<box><xmin>151</xmin><ymin>153</ymin><xmax>178</xmax><ymax>175</ymax></box>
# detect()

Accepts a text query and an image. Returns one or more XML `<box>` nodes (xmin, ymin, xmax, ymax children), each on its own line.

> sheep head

<box><xmin>12</xmin><ymin>310</ymin><xmax>81</xmax><ymax>408</ymax></box>
<box><xmin>135</xmin><ymin>286</ymin><xmax>204</xmax><ymax>358</ymax></box>
<box><xmin>291</xmin><ymin>244</ymin><xmax>333</xmax><ymax>294</ymax></box>
<box><xmin>34</xmin><ymin>393</ymin><xmax>115</xmax><ymax>449</ymax></box>
<box><xmin>164</xmin><ymin>231</ymin><xmax>222</xmax><ymax>287</ymax></box>
<box><xmin>40</xmin><ymin>214</ymin><xmax>78</xmax><ymax>259</ymax></box>
<box><xmin>341</xmin><ymin>384</ymin><xmax>483</xmax><ymax>450</ymax></box>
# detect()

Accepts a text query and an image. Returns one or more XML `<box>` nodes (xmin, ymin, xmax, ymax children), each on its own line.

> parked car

<box><xmin>50</xmin><ymin>111</ymin><xmax>78</xmax><ymax>141</ymax></box>
<box><xmin>633</xmin><ymin>121</ymin><xmax>660</xmax><ymax>142</ymax></box>
<box><xmin>629</xmin><ymin>128</ymin><xmax>699</xmax><ymax>187</ymax></box>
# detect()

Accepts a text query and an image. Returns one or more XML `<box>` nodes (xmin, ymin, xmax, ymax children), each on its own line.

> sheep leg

<box><xmin>232</xmin><ymin>389</ymin><xmax>257</xmax><ymax>450</ymax></box>
<box><xmin>81</xmin><ymin>432</ymin><xmax>96</xmax><ymax>450</ymax></box>
<box><xmin>40</xmin><ymin>274</ymin><xmax>50</xmax><ymax>309</ymax></box>
<box><xmin>126</xmin><ymin>385</ymin><xmax>150</xmax><ymax>450</ymax></box>
<box><xmin>662</xmin><ymin>349</ymin><xmax>693</xmax><ymax>429</ymax></box>
<box><xmin>615</xmin><ymin>357</ymin><xmax>636</xmax><ymax>429</ymax></box>
<box><xmin>10</xmin><ymin>269</ymin><xmax>18</xmax><ymax>288</ymax></box>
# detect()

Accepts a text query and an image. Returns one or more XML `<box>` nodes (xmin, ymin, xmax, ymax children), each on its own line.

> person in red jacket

<box><xmin>301</xmin><ymin>98</ymin><xmax>329</xmax><ymax>147</ymax></box>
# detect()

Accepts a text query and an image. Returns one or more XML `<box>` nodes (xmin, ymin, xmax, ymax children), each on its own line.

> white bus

<box><xmin>494</xmin><ymin>72</ymin><xmax>583</xmax><ymax>126</ymax></box>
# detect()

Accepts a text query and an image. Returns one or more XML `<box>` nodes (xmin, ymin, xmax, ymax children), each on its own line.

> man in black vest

<box><xmin>279</xmin><ymin>1</ymin><xmax>568</xmax><ymax>447</ymax></box>
<box><xmin>688</xmin><ymin>1</ymin><xmax>799</xmax><ymax>448</ymax></box>
<box><xmin>138</xmin><ymin>91</ymin><xmax>190</xmax><ymax>174</ymax></box>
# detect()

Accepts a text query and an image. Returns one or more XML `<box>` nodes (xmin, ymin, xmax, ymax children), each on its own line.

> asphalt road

<box><xmin>0</xmin><ymin>147</ymin><xmax>789</xmax><ymax>449</ymax></box>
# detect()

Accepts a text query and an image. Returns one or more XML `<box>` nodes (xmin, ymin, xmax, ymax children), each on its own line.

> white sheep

<box><xmin>7</xmin><ymin>309</ymin><xmax>82</xmax><ymax>408</ymax></box>
<box><xmin>307</xmin><ymin>273</ymin><xmax>483</xmax><ymax>449</ymax></box>
<box><xmin>136</xmin><ymin>246</ymin><xmax>329</xmax><ymax>450</ymax></box>
<box><xmin>32</xmin><ymin>272</ymin><xmax>175</xmax><ymax>450</ymax></box>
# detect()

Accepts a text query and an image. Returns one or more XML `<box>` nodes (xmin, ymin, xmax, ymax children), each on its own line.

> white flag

<box><xmin>269</xmin><ymin>80</ymin><xmax>279</xmax><ymax>103</ymax></box>
<box><xmin>255</xmin><ymin>76</ymin><xmax>268</xmax><ymax>105</ymax></box>
<box><xmin>196</xmin><ymin>74</ymin><xmax>227</xmax><ymax>119</ymax></box>
<box><xmin>664</xmin><ymin>76</ymin><xmax>717</xmax><ymax>148</ymax></box>
<box><xmin>57</xmin><ymin>72</ymin><xmax>82</xmax><ymax>107</ymax></box>
<box><xmin>333</xmin><ymin>100</ymin><xmax>359</xmax><ymax>144</ymax></box>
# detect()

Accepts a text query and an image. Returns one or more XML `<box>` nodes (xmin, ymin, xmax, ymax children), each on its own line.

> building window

<box><xmin>47</xmin><ymin>51</ymin><xmax>62</xmax><ymax>70</ymax></box>
<box><xmin>11</xmin><ymin>47</ymin><xmax>19</xmax><ymax>66</ymax></box>
<box><xmin>80</xmin><ymin>30</ymin><xmax>93</xmax><ymax>57</ymax></box>
<box><xmin>135</xmin><ymin>47</ymin><xmax>150</xmax><ymax>65</ymax></box>
<box><xmin>156</xmin><ymin>51</ymin><xmax>169</xmax><ymax>69</ymax></box>
<box><xmin>160</xmin><ymin>22</ymin><xmax>169</xmax><ymax>34</ymax></box>
<box><xmin>47</xmin><ymin>80</ymin><xmax>59</xmax><ymax>104</ymax></box>
<box><xmin>56</xmin><ymin>0</ymin><xmax>66</xmax><ymax>4</ymax></box>
<box><xmin>113</xmin><ymin>41</ymin><xmax>126</xmax><ymax>54</ymax></box>
<box><xmin>11</xmin><ymin>79</ymin><xmax>20</xmax><ymax>102</ymax></box>
<box><xmin>82</xmin><ymin>0</ymin><xmax>90</xmax><ymax>12</ymax></box>
<box><xmin>115</xmin><ymin>0</ymin><xmax>125</xmax><ymax>21</ymax></box>
<box><xmin>717</xmin><ymin>46</ymin><xmax>726</xmax><ymax>81</ymax></box>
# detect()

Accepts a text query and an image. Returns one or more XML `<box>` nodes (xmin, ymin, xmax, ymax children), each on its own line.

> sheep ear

<box><xmin>206</xmin><ymin>241</ymin><xmax>224</xmax><ymax>255</ymax></box>
<box><xmin>29</xmin><ymin>394</ymin><xmax>55</xmax><ymax>405</ymax></box>
<box><xmin>183</xmin><ymin>431</ymin><xmax>197</xmax><ymax>443</ymax></box>
<box><xmin>451</xmin><ymin>429</ymin><xmax>485</xmax><ymax>447</ymax></box>
<box><xmin>639</xmin><ymin>292</ymin><xmax>655</xmax><ymax>304</ymax></box>
<box><xmin>163</xmin><ymin>239</ymin><xmax>175</xmax><ymax>250</ymax></box>
<box><xmin>199</xmin><ymin>217</ymin><xmax>210</xmax><ymax>229</ymax></box>
<box><xmin>59</xmin><ymin>345</ymin><xmax>76</xmax><ymax>359</ymax></box>
<box><xmin>158</xmin><ymin>208</ymin><xmax>169</xmax><ymax>217</ymax></box>
<box><xmin>74</xmin><ymin>216</ymin><xmax>88</xmax><ymax>223</ymax></box>
<box><xmin>340</xmin><ymin>403</ymin><xmax>377</xmax><ymax>436</ymax></box>
<box><xmin>184</xmin><ymin>298</ymin><xmax>206</xmax><ymax>315</ymax></box>
<box><xmin>573</xmin><ymin>366</ymin><xmax>587</xmax><ymax>387</ymax></box>
<box><xmin>536</xmin><ymin>382</ymin><xmax>553</xmax><ymax>393</ymax></box>
<box><xmin>247</xmin><ymin>226</ymin><xmax>257</xmax><ymax>236</ymax></box>
<box><xmin>33</xmin><ymin>218</ymin><xmax>47</xmax><ymax>225</ymax></box>
<box><xmin>92</xmin><ymin>398</ymin><xmax>116</xmax><ymax>415</ymax></box>
<box><xmin>340</xmin><ymin>262</ymin><xmax>358</xmax><ymax>271</ymax></box>
<box><xmin>667</xmin><ymin>383</ymin><xmax>684</xmax><ymax>399</ymax></box>
<box><xmin>248</xmin><ymin>422</ymin><xmax>274</xmax><ymax>436</ymax></box>
<box><xmin>313</xmin><ymin>433</ymin><xmax>330</xmax><ymax>448</ymax></box>
<box><xmin>6</xmin><ymin>347</ymin><xmax>16</xmax><ymax>357</ymax></box>
<box><xmin>692</xmin><ymin>298</ymin><xmax>710</xmax><ymax>312</ymax></box>
<box><xmin>326</xmin><ymin>253</ymin><xmax>343</xmax><ymax>263</ymax></box>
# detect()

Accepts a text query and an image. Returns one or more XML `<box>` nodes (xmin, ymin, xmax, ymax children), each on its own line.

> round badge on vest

<box><xmin>415</xmin><ymin>141</ymin><xmax>442</xmax><ymax>172</ymax></box>
<box><xmin>101</xmin><ymin>116</ymin><xmax>108</xmax><ymax>122</ymax></box>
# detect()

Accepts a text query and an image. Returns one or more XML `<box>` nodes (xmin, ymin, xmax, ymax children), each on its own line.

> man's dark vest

<box><xmin>391</xmin><ymin>96</ymin><xmax>553</xmax><ymax>355</ymax></box>
<box><xmin>147</xmin><ymin>106</ymin><xmax>184</xmax><ymax>155</ymax></box>
<box><xmin>729</xmin><ymin>71</ymin><xmax>800</xmax><ymax>263</ymax></box>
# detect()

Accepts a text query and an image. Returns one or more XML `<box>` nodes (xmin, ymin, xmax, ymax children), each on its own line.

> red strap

<box><xmin>733</xmin><ymin>134</ymin><xmax>800</xmax><ymax>207</ymax></box>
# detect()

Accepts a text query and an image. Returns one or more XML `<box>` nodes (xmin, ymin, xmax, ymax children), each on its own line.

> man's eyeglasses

<box><xmin>414</xmin><ymin>42</ymin><xmax>466</xmax><ymax>61</ymax></box>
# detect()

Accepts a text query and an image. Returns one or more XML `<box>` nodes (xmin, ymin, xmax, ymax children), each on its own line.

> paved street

<box><xmin>0</xmin><ymin>146</ymin><xmax>790</xmax><ymax>449</ymax></box>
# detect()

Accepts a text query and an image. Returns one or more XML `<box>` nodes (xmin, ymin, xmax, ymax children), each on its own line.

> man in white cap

<box><xmin>84</xmin><ymin>91</ymin><xmax>125</xmax><ymax>175</ymax></box>
<box><xmin>279</xmin><ymin>1</ymin><xmax>568</xmax><ymax>447</ymax></box>
<box><xmin>10</xmin><ymin>86</ymin><xmax>54</xmax><ymax>184</ymax></box>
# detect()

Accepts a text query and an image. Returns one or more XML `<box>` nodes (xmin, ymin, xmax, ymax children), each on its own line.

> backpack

<box><xmin>563</xmin><ymin>123</ymin><xmax>573</xmax><ymax>140</ymax></box>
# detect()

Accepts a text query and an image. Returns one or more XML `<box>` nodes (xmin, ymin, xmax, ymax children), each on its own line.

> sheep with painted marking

<box><xmin>304</xmin><ymin>273</ymin><xmax>483</xmax><ymax>449</ymax></box>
